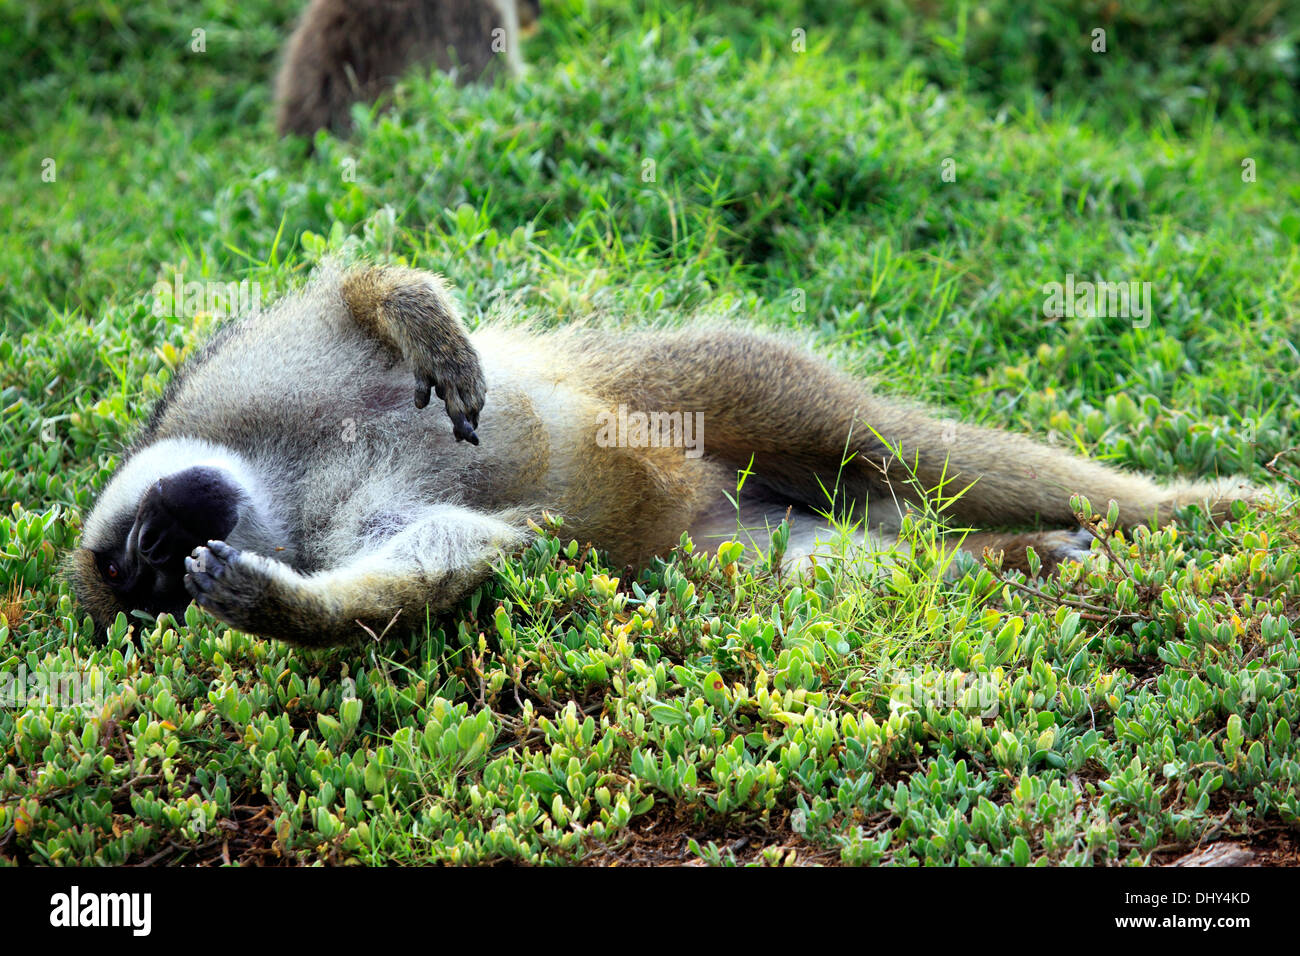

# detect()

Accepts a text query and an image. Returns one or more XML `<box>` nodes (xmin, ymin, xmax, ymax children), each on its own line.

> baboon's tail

<box><xmin>576</xmin><ymin>325</ymin><xmax>1255</xmax><ymax>529</ymax></box>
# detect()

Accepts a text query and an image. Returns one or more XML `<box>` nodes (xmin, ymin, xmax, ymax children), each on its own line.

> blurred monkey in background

<box><xmin>275</xmin><ymin>0</ymin><xmax>540</xmax><ymax>139</ymax></box>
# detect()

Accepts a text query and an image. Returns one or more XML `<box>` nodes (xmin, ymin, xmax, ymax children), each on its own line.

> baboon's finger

<box><xmin>450</xmin><ymin>410</ymin><xmax>479</xmax><ymax>445</ymax></box>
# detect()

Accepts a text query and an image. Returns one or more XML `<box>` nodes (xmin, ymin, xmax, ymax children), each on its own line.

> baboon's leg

<box><xmin>185</xmin><ymin>505</ymin><xmax>526</xmax><ymax>647</ymax></box>
<box><xmin>341</xmin><ymin>266</ymin><xmax>485</xmax><ymax>443</ymax></box>
<box><xmin>489</xmin><ymin>0</ymin><xmax>528</xmax><ymax>75</ymax></box>
<box><xmin>592</xmin><ymin>328</ymin><xmax>1253</xmax><ymax>530</ymax></box>
<box><xmin>685</xmin><ymin>482</ymin><xmax>1093</xmax><ymax>578</ymax></box>
<box><xmin>782</xmin><ymin>527</ymin><xmax>1096</xmax><ymax>579</ymax></box>
<box><xmin>706</xmin><ymin>511</ymin><xmax>1093</xmax><ymax>578</ymax></box>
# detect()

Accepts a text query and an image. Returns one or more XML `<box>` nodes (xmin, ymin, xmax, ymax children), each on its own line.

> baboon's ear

<box><xmin>66</xmin><ymin>547</ymin><xmax>126</xmax><ymax>635</ymax></box>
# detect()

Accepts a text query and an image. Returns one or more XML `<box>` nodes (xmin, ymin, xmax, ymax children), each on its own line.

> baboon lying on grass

<box><xmin>71</xmin><ymin>264</ymin><xmax>1259</xmax><ymax>645</ymax></box>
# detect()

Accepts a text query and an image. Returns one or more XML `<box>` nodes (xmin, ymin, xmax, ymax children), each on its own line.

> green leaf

<box><xmin>1226</xmin><ymin>713</ymin><xmax>1243</xmax><ymax>746</ymax></box>
<box><xmin>364</xmin><ymin>758</ymin><xmax>386</xmax><ymax>795</ymax></box>
<box><xmin>522</xmin><ymin>771</ymin><xmax>559</xmax><ymax>796</ymax></box>
<box><xmin>648</xmin><ymin>704</ymin><xmax>685</xmax><ymax>726</ymax></box>
<box><xmin>1012</xmin><ymin>836</ymin><xmax>1030</xmax><ymax>866</ymax></box>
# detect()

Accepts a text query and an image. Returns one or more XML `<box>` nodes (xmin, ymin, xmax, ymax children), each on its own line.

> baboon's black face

<box><xmin>75</xmin><ymin>466</ymin><xmax>242</xmax><ymax>630</ymax></box>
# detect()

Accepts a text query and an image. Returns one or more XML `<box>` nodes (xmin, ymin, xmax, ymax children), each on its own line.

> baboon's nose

<box><xmin>137</xmin><ymin>511</ymin><xmax>173</xmax><ymax>569</ymax></box>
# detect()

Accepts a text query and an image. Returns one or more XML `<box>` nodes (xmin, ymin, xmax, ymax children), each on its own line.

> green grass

<box><xmin>1</xmin><ymin>0</ymin><xmax>1299</xmax><ymax>865</ymax></box>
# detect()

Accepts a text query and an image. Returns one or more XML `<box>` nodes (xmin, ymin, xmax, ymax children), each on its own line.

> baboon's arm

<box><xmin>341</xmin><ymin>266</ymin><xmax>486</xmax><ymax>443</ymax></box>
<box><xmin>184</xmin><ymin>505</ymin><xmax>525</xmax><ymax>646</ymax></box>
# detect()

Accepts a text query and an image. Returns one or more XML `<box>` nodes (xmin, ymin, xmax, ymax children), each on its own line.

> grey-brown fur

<box><xmin>71</xmin><ymin>264</ymin><xmax>1259</xmax><ymax>647</ymax></box>
<box><xmin>274</xmin><ymin>0</ymin><xmax>539</xmax><ymax>140</ymax></box>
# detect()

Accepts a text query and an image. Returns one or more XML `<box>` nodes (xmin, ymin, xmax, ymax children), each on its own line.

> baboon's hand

<box><xmin>184</xmin><ymin>540</ymin><xmax>290</xmax><ymax>635</ymax></box>
<box><xmin>185</xmin><ymin>540</ymin><xmax>261</xmax><ymax>626</ymax></box>
<box><xmin>341</xmin><ymin>266</ymin><xmax>486</xmax><ymax>445</ymax></box>
<box><xmin>412</xmin><ymin>342</ymin><xmax>485</xmax><ymax>445</ymax></box>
